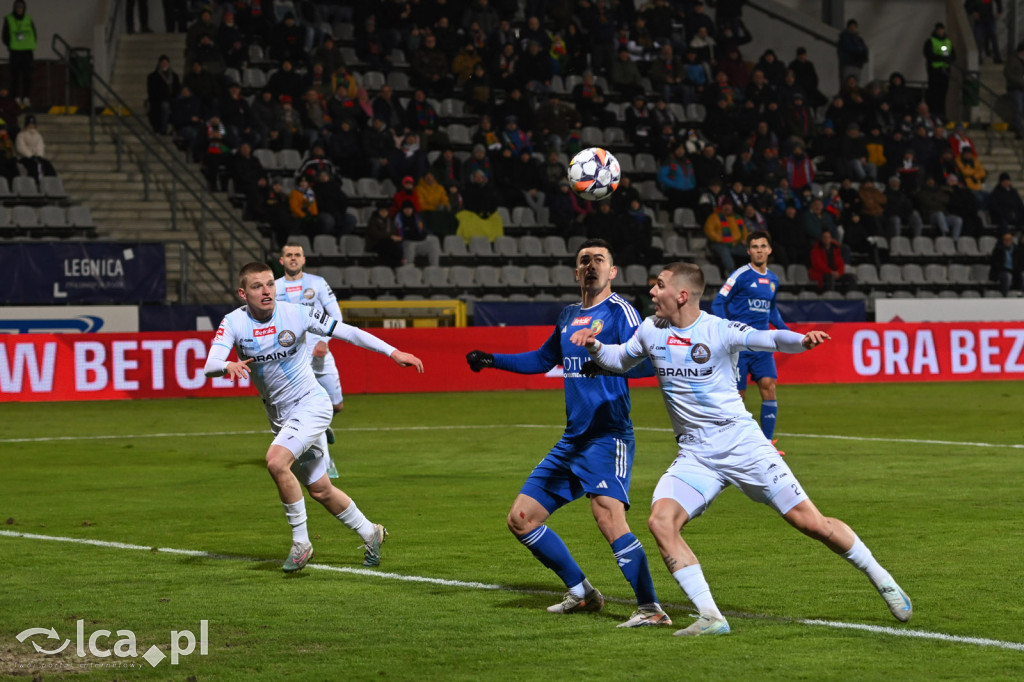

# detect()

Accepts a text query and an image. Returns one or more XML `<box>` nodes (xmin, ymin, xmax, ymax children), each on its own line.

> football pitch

<box><xmin>2</xmin><ymin>382</ymin><xmax>1023</xmax><ymax>680</ymax></box>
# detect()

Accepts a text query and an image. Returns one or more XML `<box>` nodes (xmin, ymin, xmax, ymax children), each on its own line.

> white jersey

<box><xmin>591</xmin><ymin>312</ymin><xmax>806</xmax><ymax>443</ymax></box>
<box><xmin>275</xmin><ymin>273</ymin><xmax>342</xmax><ymax>347</ymax></box>
<box><xmin>211</xmin><ymin>301</ymin><xmax>337</xmax><ymax>408</ymax></box>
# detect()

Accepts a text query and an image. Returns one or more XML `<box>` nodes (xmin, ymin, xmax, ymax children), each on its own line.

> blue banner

<box><xmin>0</xmin><ymin>243</ymin><xmax>166</xmax><ymax>304</ymax></box>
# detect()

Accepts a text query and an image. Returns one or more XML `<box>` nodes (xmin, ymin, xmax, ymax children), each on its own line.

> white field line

<box><xmin>0</xmin><ymin>425</ymin><xmax>1022</xmax><ymax>450</ymax></box>
<box><xmin>1</xmin><ymin>530</ymin><xmax>1022</xmax><ymax>653</ymax></box>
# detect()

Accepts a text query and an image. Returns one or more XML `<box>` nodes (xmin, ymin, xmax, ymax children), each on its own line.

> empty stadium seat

<box><xmin>500</xmin><ymin>265</ymin><xmax>526</xmax><ymax>287</ymax></box>
<box><xmin>901</xmin><ymin>264</ymin><xmax>926</xmax><ymax>285</ymax></box>
<box><xmin>519</xmin><ymin>235</ymin><xmax>544</xmax><ymax>258</ymax></box>
<box><xmin>543</xmin><ymin>236</ymin><xmax>569</xmax><ymax>257</ymax></box>
<box><xmin>313</xmin><ymin>234</ymin><xmax>339</xmax><ymax>256</ymax></box>
<box><xmin>700</xmin><ymin>263</ymin><xmax>724</xmax><ymax>287</ymax></box>
<box><xmin>339</xmin><ymin>234</ymin><xmax>366</xmax><ymax>256</ymax></box>
<box><xmin>924</xmin><ymin>264</ymin><xmax>948</xmax><ymax>285</ymax></box>
<box><xmin>284</xmin><ymin>234</ymin><xmax>312</xmax><ymax>253</ymax></box>
<box><xmin>911</xmin><ymin>236</ymin><xmax>936</xmax><ymax>257</ymax></box>
<box><xmin>855</xmin><ymin>263</ymin><xmax>881</xmax><ymax>285</ymax></box>
<box><xmin>956</xmin><ymin>236</ymin><xmax>980</xmax><ymax>257</ymax></box>
<box><xmin>38</xmin><ymin>206</ymin><xmax>68</xmax><ymax>229</ymax></box>
<box><xmin>493</xmin><ymin>235</ymin><xmax>518</xmax><ymax>258</ymax></box>
<box><xmin>422</xmin><ymin>266</ymin><xmax>449</xmax><ymax>289</ymax></box>
<box><xmin>623</xmin><ymin>264</ymin><xmax>648</xmax><ymax>286</ymax></box>
<box><xmin>277</xmin><ymin>149</ymin><xmax>302</xmax><ymax>172</ymax></box>
<box><xmin>475</xmin><ymin>265</ymin><xmax>501</xmax><ymax>288</ymax></box>
<box><xmin>443</xmin><ymin>234</ymin><xmax>469</xmax><ymax>257</ymax></box>
<box><xmin>525</xmin><ymin>265</ymin><xmax>552</xmax><ymax>288</ymax></box>
<box><xmin>316</xmin><ymin>266</ymin><xmax>344</xmax><ymax>289</ymax></box>
<box><xmin>40</xmin><ymin>177</ymin><xmax>69</xmax><ymax>201</ymax></box>
<box><xmin>395</xmin><ymin>264</ymin><xmax>426</xmax><ymax>289</ymax></box>
<box><xmin>550</xmin><ymin>265</ymin><xmax>577</xmax><ymax>287</ymax></box>
<box><xmin>934</xmin><ymin>236</ymin><xmax>957</xmax><ymax>256</ymax></box>
<box><xmin>786</xmin><ymin>264</ymin><xmax>810</xmax><ymax>285</ymax></box>
<box><xmin>12</xmin><ymin>176</ymin><xmax>40</xmax><ymax>200</ymax></box>
<box><xmin>67</xmin><ymin>206</ymin><xmax>95</xmax><ymax>228</ymax></box>
<box><xmin>449</xmin><ymin>265</ymin><xmax>475</xmax><ymax>289</ymax></box>
<box><xmin>468</xmin><ymin>235</ymin><xmax>495</xmax><ymax>258</ymax></box>
<box><xmin>343</xmin><ymin>266</ymin><xmax>370</xmax><ymax>289</ymax></box>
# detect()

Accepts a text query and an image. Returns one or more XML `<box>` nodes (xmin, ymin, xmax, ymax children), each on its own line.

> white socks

<box><xmin>672</xmin><ymin>564</ymin><xmax>722</xmax><ymax>618</ymax></box>
<box><xmin>282</xmin><ymin>499</ymin><xmax>309</xmax><ymax>544</ymax></box>
<box><xmin>335</xmin><ymin>501</ymin><xmax>375</xmax><ymax>544</ymax></box>
<box><xmin>567</xmin><ymin>581</ymin><xmax>586</xmax><ymax>598</ymax></box>
<box><xmin>842</xmin><ymin>535</ymin><xmax>893</xmax><ymax>586</ymax></box>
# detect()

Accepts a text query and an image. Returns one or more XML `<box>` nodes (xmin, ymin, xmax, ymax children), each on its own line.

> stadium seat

<box><xmin>855</xmin><ymin>263</ymin><xmax>880</xmax><ymax>285</ymax></box>
<box><xmin>247</xmin><ymin>44</ymin><xmax>265</xmax><ymax>63</ymax></box>
<box><xmin>786</xmin><ymin>264</ymin><xmax>810</xmax><ymax>286</ymax></box>
<box><xmin>390</xmin><ymin>48</ymin><xmax>408</xmax><ymax>67</ymax></box>
<box><xmin>475</xmin><ymin>265</ymin><xmax>502</xmax><ymax>288</ymax></box>
<box><xmin>440</xmin><ymin>99</ymin><xmax>464</xmax><ymax>117</ymax></box>
<box><xmin>500</xmin><ymin>265</ymin><xmax>526</xmax><ymax>287</ymax></box>
<box><xmin>38</xmin><ymin>206</ymin><xmax>68</xmax><ymax>229</ymax></box>
<box><xmin>700</xmin><ymin>264</ymin><xmax>724</xmax><ymax>287</ymax></box>
<box><xmin>355</xmin><ymin>178</ymin><xmax>385</xmax><ymax>199</ymax></box>
<box><xmin>241</xmin><ymin>67</ymin><xmax>267</xmax><ymax>89</ymax></box>
<box><xmin>604</xmin><ymin>127</ymin><xmax>626</xmax><ymax>145</ymax></box>
<box><xmin>911</xmin><ymin>236</ymin><xmax>936</xmax><ymax>257</ymax></box>
<box><xmin>443</xmin><ymin>234</ymin><xmax>469</xmax><ymax>257</ymax></box>
<box><xmin>567</xmin><ymin>235</ymin><xmax>587</xmax><ymax>254</ymax></box>
<box><xmin>549</xmin><ymin>265</ymin><xmax>577</xmax><ymax>287</ymax></box>
<box><xmin>224</xmin><ymin>67</ymin><xmax>241</xmax><ymax>85</ymax></box>
<box><xmin>40</xmin><ymin>177</ymin><xmax>69</xmax><ymax>201</ymax></box>
<box><xmin>970</xmin><ymin>263</ymin><xmax>990</xmax><ymax>283</ymax></box>
<box><xmin>845</xmin><ymin>290</ymin><xmax>868</xmax><ymax>300</ymax></box>
<box><xmin>543</xmin><ymin>236</ymin><xmax>569</xmax><ymax>258</ymax></box>
<box><xmin>934</xmin><ymin>236</ymin><xmax>957</xmax><ymax>256</ymax></box>
<box><xmin>67</xmin><ymin>205</ymin><xmax>95</xmax><ymax>228</ymax></box>
<box><xmin>879</xmin><ymin>263</ymin><xmax>903</xmax><ymax>285</ymax></box>
<box><xmin>316</xmin><ymin>266</ymin><xmax>344</xmax><ymax>289</ymax></box>
<box><xmin>449</xmin><ymin>265</ymin><xmax>476</xmax><ymax>289</ymax></box>
<box><xmin>340</xmin><ymin>234</ymin><xmax>366</xmax><ymax>256</ymax></box>
<box><xmin>12</xmin><ymin>176</ymin><xmax>40</xmax><ymax>200</ymax></box>
<box><xmin>446</xmin><ymin>124</ymin><xmax>471</xmax><ymax>146</ymax></box>
<box><xmin>525</xmin><ymin>264</ymin><xmax>552</xmax><ymax>288</ymax></box>
<box><xmin>960</xmin><ymin>289</ymin><xmax>981</xmax><ymax>298</ymax></box>
<box><xmin>395</xmin><ymin>264</ymin><xmax>426</xmax><ymax>289</ymax></box>
<box><xmin>956</xmin><ymin>236</ymin><xmax>980</xmax><ymax>257</ymax></box>
<box><xmin>284</xmin><ymin>234</ymin><xmax>312</xmax><ymax>253</ymax></box>
<box><xmin>616</xmin><ymin>153</ymin><xmax>634</xmax><ymax>173</ymax></box>
<box><xmin>519</xmin><ymin>235</ymin><xmax>544</xmax><ymax>258</ymax></box>
<box><xmin>277</xmin><ymin>149</ymin><xmax>302</xmax><ymax>172</ymax></box>
<box><xmin>685</xmin><ymin>103</ymin><xmax>706</xmax><ymax>120</ymax></box>
<box><xmin>673</xmin><ymin>208</ymin><xmax>698</xmax><ymax>229</ymax></box>
<box><xmin>468</xmin><ymin>235</ymin><xmax>495</xmax><ymax>258</ymax></box>
<box><xmin>924</xmin><ymin>264</ymin><xmax>948</xmax><ymax>285</ymax></box>
<box><xmin>387</xmin><ymin>71</ymin><xmax>411</xmax><ymax>91</ymax></box>
<box><xmin>797</xmin><ymin>290</ymin><xmax>820</xmax><ymax>300</ymax></box>
<box><xmin>511</xmin><ymin>206</ymin><xmax>536</xmax><ymax>228</ymax></box>
<box><xmin>362</xmin><ymin>71</ymin><xmax>386</xmax><ymax>90</ymax></box>
<box><xmin>313</xmin><ymin>234</ymin><xmax>339</xmax><ymax>256</ymax></box>
<box><xmin>493</xmin><ymin>235</ymin><xmax>519</xmax><ymax>258</ymax></box>
<box><xmin>581</xmin><ymin>126</ymin><xmax>604</xmax><ymax>146</ymax></box>
<box><xmin>623</xmin><ymin>264</ymin><xmax>648</xmax><ymax>287</ymax></box>
<box><xmin>978</xmin><ymin>235</ymin><xmax>997</xmax><ymax>254</ymax></box>
<box><xmin>422</xmin><ymin>266</ymin><xmax>449</xmax><ymax>289</ymax></box>
<box><xmin>634</xmin><ymin>154</ymin><xmax>657</xmax><ymax>174</ymax></box>
<box><xmin>901</xmin><ymin>264</ymin><xmax>926</xmax><ymax>285</ymax></box>
<box><xmin>937</xmin><ymin>290</ymin><xmax>959</xmax><ymax>298</ymax></box>
<box><xmin>663</xmin><ymin>234</ymin><xmax>690</xmax><ymax>258</ymax></box>
<box><xmin>343</xmin><ymin>266</ymin><xmax>370</xmax><ymax>289</ymax></box>
<box><xmin>768</xmin><ymin>263</ymin><xmax>787</xmax><ymax>284</ymax></box>
<box><xmin>948</xmin><ymin>263</ymin><xmax>972</xmax><ymax>284</ymax></box>
<box><xmin>334</xmin><ymin>22</ymin><xmax>354</xmax><ymax>40</ymax></box>
<box><xmin>637</xmin><ymin>180</ymin><xmax>665</xmax><ymax>202</ymax></box>
<box><xmin>253</xmin><ymin>148</ymin><xmax>277</xmax><ymax>171</ymax></box>
<box><xmin>888</xmin><ymin>236</ymin><xmax>912</xmax><ymax>257</ymax></box>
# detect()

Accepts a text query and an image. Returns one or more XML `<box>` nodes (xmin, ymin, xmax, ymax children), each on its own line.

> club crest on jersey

<box><xmin>253</xmin><ymin>326</ymin><xmax>277</xmax><ymax>338</ymax></box>
<box><xmin>571</xmin><ymin>316</ymin><xmax>592</xmax><ymax>326</ymax></box>
<box><xmin>303</xmin><ymin>288</ymin><xmax>315</xmax><ymax>300</ymax></box>
<box><xmin>690</xmin><ymin>343</ymin><xmax>711</xmax><ymax>364</ymax></box>
<box><xmin>667</xmin><ymin>336</ymin><xmax>691</xmax><ymax>346</ymax></box>
<box><xmin>278</xmin><ymin>330</ymin><xmax>296</xmax><ymax>347</ymax></box>
<box><xmin>590</xmin><ymin>319</ymin><xmax>604</xmax><ymax>335</ymax></box>
<box><xmin>770</xmin><ymin>282</ymin><xmax>776</xmax><ymax>292</ymax></box>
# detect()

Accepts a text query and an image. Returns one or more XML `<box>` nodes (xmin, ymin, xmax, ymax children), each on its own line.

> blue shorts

<box><xmin>520</xmin><ymin>435</ymin><xmax>635</xmax><ymax>513</ymax></box>
<box><xmin>736</xmin><ymin>350</ymin><xmax>777</xmax><ymax>391</ymax></box>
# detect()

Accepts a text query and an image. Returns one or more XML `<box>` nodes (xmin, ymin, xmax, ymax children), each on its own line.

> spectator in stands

<box><xmin>693</xmin><ymin>142</ymin><xmax>726</xmax><ymax>189</ymax></box>
<box><xmin>809</xmin><ymin>230</ymin><xmax>855</xmax><ymax>292</ymax></box>
<box><xmin>146</xmin><ymin>55</ymin><xmax>180</xmax><ymax>135</ymax></box>
<box><xmin>924</xmin><ymin>23</ymin><xmax>954</xmax><ymax>118</ymax></box>
<box><xmin>220</xmin><ymin>82</ymin><xmax>254</xmax><ymax>147</ymax></box>
<box><xmin>535</xmin><ymin>94</ymin><xmax>581</xmax><ymax>153</ymax></box>
<box><xmin>571</xmin><ymin>71</ymin><xmax>611</xmax><ymax>128</ymax></box>
<box><xmin>509</xmin><ymin>149</ymin><xmax>546</xmax><ymax>217</ymax></box>
<box><xmin>463</xmin><ymin>168</ymin><xmax>501</xmax><ymax>219</ymax></box>
<box><xmin>754</xmin><ymin>49</ymin><xmax>786</xmax><ymax>86</ymax></box>
<box><xmin>463</xmin><ymin>142</ymin><xmax>493</xmax><ymax>184</ymax></box>
<box><xmin>768</xmin><ymin>203</ymin><xmax>803</xmax><ymax>266</ymax></box>
<box><xmin>914</xmin><ymin>175</ymin><xmax>963</xmax><ymax>240</ymax></box>
<box><xmin>727</xmin><ymin>147</ymin><xmax>755</xmax><ymax>187</ymax></box>
<box><xmin>755</xmin><ymin>146</ymin><xmax>784</xmax><ymax>187</ymax></box>
<box><xmin>956</xmin><ymin>147</ymin><xmax>987</xmax><ymax>198</ymax></box>
<box><xmin>801</xmin><ymin>197</ymin><xmax>835</xmax><ymax>249</ymax></box>
<box><xmin>657</xmin><ymin>147</ymin><xmax>698</xmax><ymax>210</ymax></box>
<box><xmin>273</xmin><ymin>94</ymin><xmax>308</xmax><ymax>151</ymax></box>
<box><xmin>162</xmin><ymin>0</ymin><xmax>187</xmax><ymax>33</ymax></box>
<box><xmin>540</xmin><ymin>149</ymin><xmax>566</xmax><ymax>194</ymax></box>
<box><xmin>390</xmin><ymin>174</ymin><xmax>421</xmax><ymax>216</ymax></box>
<box><xmin>191</xmin><ymin>34</ymin><xmax>225</xmax><ymax>77</ymax></box>
<box><xmin>838</xmin><ymin>19</ymin><xmax>868</xmax><ymax>83</ymax></box>
<box><xmin>989</xmin><ymin>230</ymin><xmax>1022</xmax><ymax>296</ymax></box>
<box><xmin>325</xmin><ymin>80</ymin><xmax>358</xmax><ymax>128</ymax></box>
<box><xmin>452</xmin><ymin>42</ymin><xmax>482</xmax><ymax>87</ymax></box>
<box><xmin>649</xmin><ymin>44</ymin><xmax>685</xmax><ymax>103</ymax></box>
<box><xmin>609</xmin><ymin>48</ymin><xmax>645</xmax><ymax>99</ymax></box>
<box><xmin>697</xmin><ymin>176</ymin><xmax>725</xmax><ymax>223</ymax></box>
<box><xmin>264</xmin><ymin>179</ymin><xmax>296</xmax><ymax>248</ymax></box>
<box><xmin>355</xmin><ymin>15</ymin><xmax>393</xmax><ymax>73</ymax></box>
<box><xmin>183</xmin><ymin>60</ymin><xmax>219</xmax><ymax>116</ymax></box>
<box><xmin>463</xmin><ymin>62</ymin><xmax>492</xmax><ymax>116</ymax></box>
<box><xmin>500</xmin><ymin>115</ymin><xmax>532</xmax><ymax>156</ymax></box>
<box><xmin>125</xmin><ymin>0</ymin><xmax>151</xmax><ymax>33</ymax></box>
<box><xmin>231</xmin><ymin>142</ymin><xmax>268</xmax><ymax>220</ymax></box>
<box><xmin>883</xmin><ymin>175</ymin><xmax>923</xmax><ymax>238</ymax></box>
<box><xmin>610</xmin><ymin>175</ymin><xmax>641</xmax><ymax>215</ymax></box>
<box><xmin>966</xmin><ymin>0</ymin><xmax>1003</xmax><ymax>64</ymax></box>
<box><xmin>717</xmin><ymin>46</ymin><xmax>750</xmax><ymax>90</ymax></box>
<box><xmin>688</xmin><ymin>25</ymin><xmax>716</xmax><ymax>65</ymax></box>
<box><xmin>0</xmin><ymin>118</ymin><xmax>14</xmax><ymax>181</ymax></box>
<box><xmin>431</xmin><ymin>147</ymin><xmax>463</xmax><ymax>190</ymax></box>
<box><xmin>946</xmin><ymin>174</ymin><xmax>984</xmax><ymax>237</ymax></box>
<box><xmin>1005</xmin><ymin>42</ymin><xmax>1024</xmax><ymax>138</ymax></box>
<box><xmin>371</xmin><ymin>85</ymin><xmax>405</xmax><ymax>135</ymax></box>
<box><xmin>200</xmin><ymin>116</ymin><xmax>232</xmax><ymax>191</ymax></box>
<box><xmin>788</xmin><ymin>47</ymin><xmax>826</xmax><ymax>108</ymax></box>
<box><xmin>838</xmin><ymin>124</ymin><xmax>877</xmax><ymax>182</ymax></box>
<box><xmin>289</xmin><ymin>175</ymin><xmax>333</xmax><ymax>236</ymax></box>
<box><xmin>248</xmin><ymin>89</ymin><xmax>277</xmax><ymax>147</ymax></box>
<box><xmin>303</xmin><ymin>62</ymin><xmax>333</xmax><ymax>101</ymax></box>
<box><xmin>14</xmin><ymin>114</ymin><xmax>53</xmax><ymax>178</ymax></box>
<box><xmin>362</xmin><ymin>117</ymin><xmax>395</xmax><ymax>180</ymax></box>
<box><xmin>411</xmin><ymin>33</ymin><xmax>453</xmax><ymax>97</ymax></box>
<box><xmin>313</xmin><ymin>170</ymin><xmax>352</xmax><ymax>235</ymax></box>
<box><xmin>267</xmin><ymin>59</ymin><xmax>304</xmax><ymax>104</ymax></box>
<box><xmin>366</xmin><ymin>202</ymin><xmax>404</xmax><ymax>268</ymax></box>
<box><xmin>416</xmin><ymin>171</ymin><xmax>456</xmax><ymax>236</ymax></box>
<box><xmin>311</xmin><ymin>34</ymin><xmax>345</xmax><ymax>77</ymax></box>
<box><xmin>704</xmin><ymin>199</ymin><xmax>749</xmax><ymax>273</ymax></box>
<box><xmin>270</xmin><ymin>12</ymin><xmax>307</xmax><ymax>66</ymax></box>
<box><xmin>547</xmin><ymin>179</ymin><xmax>578</xmax><ymax>235</ymax></box>
<box><xmin>0</xmin><ymin>88</ymin><xmax>20</xmax><ymax>137</ymax></box>
<box><xmin>584</xmin><ymin>200</ymin><xmax>618</xmax><ymax>247</ymax></box>
<box><xmin>185</xmin><ymin>8</ymin><xmax>217</xmax><ymax>65</ymax></box>
<box><xmin>517</xmin><ymin>39</ymin><xmax>553</xmax><ymax>100</ymax></box>
<box><xmin>330</xmin><ymin>117</ymin><xmax>363</xmax><ymax>179</ymax></box>
<box><xmin>783</xmin><ymin>144</ymin><xmax>814</xmax><ymax>191</ymax></box>
<box><xmin>989</xmin><ymin>172</ymin><xmax>1024</xmax><ymax>235</ymax></box>
<box><xmin>170</xmin><ymin>85</ymin><xmax>203</xmax><ymax>158</ymax></box>
<box><xmin>297</xmin><ymin>144</ymin><xmax>336</xmax><ymax>182</ymax></box>
<box><xmin>948</xmin><ymin>123</ymin><xmax>976</xmax><ymax>157</ymax></box>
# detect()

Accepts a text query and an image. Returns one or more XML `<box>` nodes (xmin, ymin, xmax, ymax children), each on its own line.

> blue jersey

<box><xmin>493</xmin><ymin>293</ymin><xmax>653</xmax><ymax>441</ymax></box>
<box><xmin>711</xmin><ymin>264</ymin><xmax>788</xmax><ymax>331</ymax></box>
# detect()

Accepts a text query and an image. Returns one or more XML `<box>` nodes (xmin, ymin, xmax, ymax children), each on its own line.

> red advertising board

<box><xmin>2</xmin><ymin>321</ymin><xmax>1023</xmax><ymax>402</ymax></box>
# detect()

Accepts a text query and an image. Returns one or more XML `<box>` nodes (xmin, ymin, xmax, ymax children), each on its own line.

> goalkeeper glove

<box><xmin>466</xmin><ymin>350</ymin><xmax>495</xmax><ymax>372</ymax></box>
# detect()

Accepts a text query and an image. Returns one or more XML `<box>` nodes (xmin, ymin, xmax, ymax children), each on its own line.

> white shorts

<box><xmin>311</xmin><ymin>349</ymin><xmax>344</xmax><ymax>406</ymax></box>
<box><xmin>652</xmin><ymin>418</ymin><xmax>806</xmax><ymax>518</ymax></box>
<box><xmin>267</xmin><ymin>391</ymin><xmax>333</xmax><ymax>486</ymax></box>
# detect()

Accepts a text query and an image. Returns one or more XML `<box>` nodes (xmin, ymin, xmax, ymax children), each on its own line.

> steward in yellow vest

<box><xmin>1</xmin><ymin>0</ymin><xmax>36</xmax><ymax>106</ymax></box>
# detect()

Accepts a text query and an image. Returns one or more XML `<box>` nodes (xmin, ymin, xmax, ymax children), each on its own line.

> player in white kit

<box><xmin>204</xmin><ymin>262</ymin><xmax>424</xmax><ymax>572</ymax></box>
<box><xmin>571</xmin><ymin>262</ymin><xmax>912</xmax><ymax>636</ymax></box>
<box><xmin>277</xmin><ymin>243</ymin><xmax>344</xmax><ymax>477</ymax></box>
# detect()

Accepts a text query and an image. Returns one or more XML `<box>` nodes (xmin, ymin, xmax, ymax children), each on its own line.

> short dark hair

<box><xmin>238</xmin><ymin>262</ymin><xmax>272</xmax><ymax>289</ymax></box>
<box><xmin>663</xmin><ymin>262</ymin><xmax>705</xmax><ymax>297</ymax></box>
<box><xmin>575</xmin><ymin>238</ymin><xmax>615</xmax><ymax>264</ymax></box>
<box><xmin>748</xmin><ymin>230</ymin><xmax>772</xmax><ymax>246</ymax></box>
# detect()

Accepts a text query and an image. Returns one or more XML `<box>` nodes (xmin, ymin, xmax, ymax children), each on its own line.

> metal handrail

<box><xmin>104</xmin><ymin>0</ymin><xmax>124</xmax><ymax>47</ymax></box>
<box><xmin>746</xmin><ymin>0</ymin><xmax>839</xmax><ymax>48</ymax></box>
<box><xmin>51</xmin><ymin>32</ymin><xmax>267</xmax><ymax>302</ymax></box>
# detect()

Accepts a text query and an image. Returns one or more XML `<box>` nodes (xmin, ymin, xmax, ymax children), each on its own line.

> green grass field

<box><xmin>2</xmin><ymin>382</ymin><xmax>1024</xmax><ymax>680</ymax></box>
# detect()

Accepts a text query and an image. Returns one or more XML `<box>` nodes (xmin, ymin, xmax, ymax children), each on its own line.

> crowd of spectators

<box><xmin>144</xmin><ymin>0</ymin><xmax>1022</xmax><ymax>295</ymax></box>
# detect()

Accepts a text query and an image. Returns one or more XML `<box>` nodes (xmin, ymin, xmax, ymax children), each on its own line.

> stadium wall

<box><xmin>3</xmin><ymin>321</ymin><xmax>1024</xmax><ymax>402</ymax></box>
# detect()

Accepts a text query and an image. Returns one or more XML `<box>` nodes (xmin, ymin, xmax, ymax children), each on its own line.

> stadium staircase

<box><xmin>45</xmin><ymin>33</ymin><xmax>265</xmax><ymax>304</ymax></box>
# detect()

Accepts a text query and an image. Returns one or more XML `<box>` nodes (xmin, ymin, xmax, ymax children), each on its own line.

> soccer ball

<box><xmin>567</xmin><ymin>147</ymin><xmax>620</xmax><ymax>201</ymax></box>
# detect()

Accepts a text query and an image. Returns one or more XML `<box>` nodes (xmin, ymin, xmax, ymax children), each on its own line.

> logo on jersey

<box><xmin>278</xmin><ymin>330</ymin><xmax>296</xmax><ymax>347</ymax></box>
<box><xmin>214</xmin><ymin>323</ymin><xmax>225</xmax><ymax>339</ymax></box>
<box><xmin>254</xmin><ymin>326</ymin><xmax>277</xmax><ymax>338</ymax></box>
<box><xmin>657</xmin><ymin>366</ymin><xmax>713</xmax><ymax>377</ymax></box>
<box><xmin>590</xmin><ymin>319</ymin><xmax>604</xmax><ymax>335</ymax></box>
<box><xmin>571</xmin><ymin>316</ymin><xmax>592</xmax><ymax>326</ymax></box>
<box><xmin>303</xmin><ymin>288</ymin><xmax>315</xmax><ymax>300</ymax></box>
<box><xmin>770</xmin><ymin>282</ymin><xmax>776</xmax><ymax>293</ymax></box>
<box><xmin>690</xmin><ymin>343</ymin><xmax>711</xmax><ymax>364</ymax></box>
<box><xmin>285</xmin><ymin>285</ymin><xmax>302</xmax><ymax>293</ymax></box>
<box><xmin>719</xmin><ymin>283</ymin><xmax>732</xmax><ymax>295</ymax></box>
<box><xmin>667</xmin><ymin>336</ymin><xmax>691</xmax><ymax>346</ymax></box>
<box><xmin>758</xmin><ymin>277</ymin><xmax>769</xmax><ymax>284</ymax></box>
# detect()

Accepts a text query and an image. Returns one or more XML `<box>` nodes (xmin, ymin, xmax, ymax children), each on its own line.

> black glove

<box><xmin>580</xmin><ymin>360</ymin><xmax>609</xmax><ymax>378</ymax></box>
<box><xmin>466</xmin><ymin>350</ymin><xmax>495</xmax><ymax>372</ymax></box>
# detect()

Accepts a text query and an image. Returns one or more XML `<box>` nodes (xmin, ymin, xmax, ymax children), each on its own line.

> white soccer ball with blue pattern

<box><xmin>567</xmin><ymin>147</ymin><xmax>621</xmax><ymax>201</ymax></box>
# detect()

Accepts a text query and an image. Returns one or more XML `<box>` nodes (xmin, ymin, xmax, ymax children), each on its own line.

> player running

<box><xmin>277</xmin><ymin>242</ymin><xmax>344</xmax><ymax>477</ymax></box>
<box><xmin>205</xmin><ymin>262</ymin><xmax>424</xmax><ymax>572</ymax></box>
<box><xmin>571</xmin><ymin>262</ymin><xmax>912</xmax><ymax>636</ymax></box>
<box><xmin>466</xmin><ymin>239</ymin><xmax>671</xmax><ymax>629</ymax></box>
<box><xmin>711</xmin><ymin>231</ymin><xmax>788</xmax><ymax>444</ymax></box>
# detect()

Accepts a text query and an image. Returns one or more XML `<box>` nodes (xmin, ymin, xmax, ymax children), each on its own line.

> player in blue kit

<box><xmin>465</xmin><ymin>239</ymin><xmax>671</xmax><ymax>628</ymax></box>
<box><xmin>712</xmin><ymin>231</ymin><xmax>788</xmax><ymax>443</ymax></box>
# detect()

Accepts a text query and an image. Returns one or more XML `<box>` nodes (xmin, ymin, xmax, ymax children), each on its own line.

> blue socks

<box><xmin>611</xmin><ymin>533</ymin><xmax>658</xmax><ymax>605</ymax></box>
<box><xmin>518</xmin><ymin>525</ymin><xmax>585</xmax><ymax>589</ymax></box>
<box><xmin>761</xmin><ymin>400</ymin><xmax>778</xmax><ymax>439</ymax></box>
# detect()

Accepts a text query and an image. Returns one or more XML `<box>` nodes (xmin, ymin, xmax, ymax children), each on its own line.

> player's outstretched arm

<box><xmin>744</xmin><ymin>329</ymin><xmax>830</xmax><ymax>354</ymax></box>
<box><xmin>391</xmin><ymin>350</ymin><xmax>424</xmax><ymax>372</ymax></box>
<box><xmin>801</xmin><ymin>330</ymin><xmax>830</xmax><ymax>349</ymax></box>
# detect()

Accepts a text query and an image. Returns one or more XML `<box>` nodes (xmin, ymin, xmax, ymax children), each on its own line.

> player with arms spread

<box><xmin>277</xmin><ymin>242</ymin><xmax>344</xmax><ymax>476</ymax></box>
<box><xmin>712</xmin><ymin>231</ymin><xmax>788</xmax><ymax>444</ymax></box>
<box><xmin>572</xmin><ymin>262</ymin><xmax>912</xmax><ymax>636</ymax></box>
<box><xmin>466</xmin><ymin>239</ymin><xmax>671</xmax><ymax>629</ymax></box>
<box><xmin>205</xmin><ymin>262</ymin><xmax>424</xmax><ymax>572</ymax></box>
